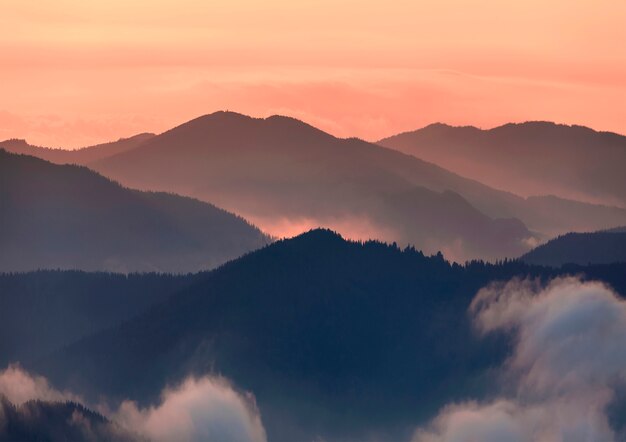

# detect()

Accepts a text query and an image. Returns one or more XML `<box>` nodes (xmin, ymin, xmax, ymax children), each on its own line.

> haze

<box><xmin>2</xmin><ymin>0</ymin><xmax>625</xmax><ymax>147</ymax></box>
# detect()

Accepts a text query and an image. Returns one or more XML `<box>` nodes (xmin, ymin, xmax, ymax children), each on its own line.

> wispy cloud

<box><xmin>0</xmin><ymin>366</ymin><xmax>266</xmax><ymax>442</ymax></box>
<box><xmin>0</xmin><ymin>364</ymin><xmax>81</xmax><ymax>405</ymax></box>
<box><xmin>414</xmin><ymin>277</ymin><xmax>626</xmax><ymax>442</ymax></box>
<box><xmin>115</xmin><ymin>376</ymin><xmax>266</xmax><ymax>442</ymax></box>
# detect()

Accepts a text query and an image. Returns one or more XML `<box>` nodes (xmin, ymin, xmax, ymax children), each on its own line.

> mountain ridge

<box><xmin>5</xmin><ymin>112</ymin><xmax>626</xmax><ymax>261</ymax></box>
<box><xmin>0</xmin><ymin>133</ymin><xmax>155</xmax><ymax>165</ymax></box>
<box><xmin>88</xmin><ymin>111</ymin><xmax>626</xmax><ymax>260</ymax></box>
<box><xmin>378</xmin><ymin>120</ymin><xmax>626</xmax><ymax>207</ymax></box>
<box><xmin>0</xmin><ymin>149</ymin><xmax>270</xmax><ymax>272</ymax></box>
<box><xmin>85</xmin><ymin>111</ymin><xmax>539</xmax><ymax>261</ymax></box>
<box><xmin>384</xmin><ymin>120</ymin><xmax>626</xmax><ymax>140</ymax></box>
<box><xmin>521</xmin><ymin>229</ymin><xmax>626</xmax><ymax>266</ymax></box>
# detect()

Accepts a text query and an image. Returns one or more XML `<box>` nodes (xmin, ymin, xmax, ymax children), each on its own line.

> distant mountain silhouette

<box><xmin>0</xmin><ymin>150</ymin><xmax>270</xmax><ymax>272</ymax></box>
<box><xmin>521</xmin><ymin>228</ymin><xmax>626</xmax><ymax>266</ymax></box>
<box><xmin>77</xmin><ymin>111</ymin><xmax>626</xmax><ymax>260</ymax></box>
<box><xmin>6</xmin><ymin>113</ymin><xmax>626</xmax><ymax>260</ymax></box>
<box><xmin>0</xmin><ymin>132</ymin><xmax>154</xmax><ymax>165</ymax></box>
<box><xmin>0</xmin><ymin>395</ymin><xmax>137</xmax><ymax>442</ymax></box>
<box><xmin>522</xmin><ymin>195</ymin><xmax>626</xmax><ymax>235</ymax></box>
<box><xmin>379</xmin><ymin>121</ymin><xmax>626</xmax><ymax>207</ymax></box>
<box><xmin>34</xmin><ymin>229</ymin><xmax>626</xmax><ymax>442</ymax></box>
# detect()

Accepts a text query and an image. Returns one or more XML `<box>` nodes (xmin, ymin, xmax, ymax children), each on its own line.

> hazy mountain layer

<box><xmin>0</xmin><ymin>150</ymin><xmax>270</xmax><ymax>272</ymax></box>
<box><xmin>78</xmin><ymin>112</ymin><xmax>539</xmax><ymax>261</ymax></box>
<box><xmin>87</xmin><ymin>112</ymin><xmax>626</xmax><ymax>260</ymax></box>
<box><xmin>379</xmin><ymin>121</ymin><xmax>626</xmax><ymax>207</ymax></box>
<box><xmin>6</xmin><ymin>113</ymin><xmax>626</xmax><ymax>260</ymax></box>
<box><xmin>521</xmin><ymin>228</ymin><xmax>626</xmax><ymax>266</ymax></box>
<box><xmin>0</xmin><ymin>133</ymin><xmax>155</xmax><ymax>165</ymax></box>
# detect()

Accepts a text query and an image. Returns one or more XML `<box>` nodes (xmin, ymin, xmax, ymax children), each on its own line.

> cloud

<box><xmin>0</xmin><ymin>366</ymin><xmax>138</xmax><ymax>442</ymax></box>
<box><xmin>0</xmin><ymin>365</ymin><xmax>266</xmax><ymax>442</ymax></box>
<box><xmin>413</xmin><ymin>400</ymin><xmax>528</xmax><ymax>442</ymax></box>
<box><xmin>115</xmin><ymin>375</ymin><xmax>267</xmax><ymax>442</ymax></box>
<box><xmin>0</xmin><ymin>363</ymin><xmax>80</xmax><ymax>405</ymax></box>
<box><xmin>413</xmin><ymin>277</ymin><xmax>626</xmax><ymax>442</ymax></box>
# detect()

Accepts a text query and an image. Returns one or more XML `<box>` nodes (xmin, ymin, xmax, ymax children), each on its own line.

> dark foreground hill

<box><xmin>0</xmin><ymin>271</ymin><xmax>203</xmax><ymax>367</ymax></box>
<box><xmin>521</xmin><ymin>228</ymin><xmax>626</xmax><ymax>266</ymax></box>
<box><xmin>0</xmin><ymin>150</ymin><xmax>270</xmax><ymax>272</ymax></box>
<box><xmin>34</xmin><ymin>229</ymin><xmax>626</xmax><ymax>442</ymax></box>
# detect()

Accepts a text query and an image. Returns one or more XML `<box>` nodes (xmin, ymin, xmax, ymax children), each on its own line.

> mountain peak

<box><xmin>379</xmin><ymin>123</ymin><xmax>481</xmax><ymax>143</ymax></box>
<box><xmin>490</xmin><ymin>120</ymin><xmax>581</xmax><ymax>133</ymax></box>
<box><xmin>172</xmin><ymin>111</ymin><xmax>317</xmax><ymax>130</ymax></box>
<box><xmin>0</xmin><ymin>137</ymin><xmax>28</xmax><ymax>143</ymax></box>
<box><xmin>167</xmin><ymin>111</ymin><xmax>256</xmax><ymax>131</ymax></box>
<box><xmin>422</xmin><ymin>122</ymin><xmax>482</xmax><ymax>133</ymax></box>
<box><xmin>275</xmin><ymin>228</ymin><xmax>346</xmax><ymax>249</ymax></box>
<box><xmin>153</xmin><ymin>110</ymin><xmax>335</xmax><ymax>150</ymax></box>
<box><xmin>195</xmin><ymin>110</ymin><xmax>255</xmax><ymax>122</ymax></box>
<box><xmin>0</xmin><ymin>138</ymin><xmax>31</xmax><ymax>148</ymax></box>
<box><xmin>384</xmin><ymin>120</ymin><xmax>624</xmax><ymax>141</ymax></box>
<box><xmin>423</xmin><ymin>122</ymin><xmax>465</xmax><ymax>130</ymax></box>
<box><xmin>294</xmin><ymin>228</ymin><xmax>344</xmax><ymax>241</ymax></box>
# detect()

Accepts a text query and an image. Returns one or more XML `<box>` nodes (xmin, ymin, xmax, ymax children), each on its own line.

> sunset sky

<box><xmin>2</xmin><ymin>0</ymin><xmax>625</xmax><ymax>148</ymax></box>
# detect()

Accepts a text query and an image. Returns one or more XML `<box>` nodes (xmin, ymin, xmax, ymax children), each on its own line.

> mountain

<box><xmin>84</xmin><ymin>111</ymin><xmax>539</xmax><ymax>261</ymax></box>
<box><xmin>0</xmin><ymin>133</ymin><xmax>155</xmax><ymax>165</ymax></box>
<box><xmin>0</xmin><ymin>271</ymin><xmax>201</xmax><ymax>367</ymax></box>
<box><xmin>0</xmin><ymin>150</ymin><xmax>270</xmax><ymax>272</ymax></box>
<box><xmin>34</xmin><ymin>229</ymin><xmax>626</xmax><ymax>442</ymax></box>
<box><xmin>0</xmin><ymin>396</ymin><xmax>138</xmax><ymax>442</ymax></box>
<box><xmin>378</xmin><ymin>121</ymin><xmax>626</xmax><ymax>207</ymax></box>
<box><xmin>81</xmin><ymin>111</ymin><xmax>626</xmax><ymax>261</ymax></box>
<box><xmin>521</xmin><ymin>228</ymin><xmax>626</xmax><ymax>266</ymax></box>
<box><xmin>6</xmin><ymin>113</ymin><xmax>626</xmax><ymax>260</ymax></box>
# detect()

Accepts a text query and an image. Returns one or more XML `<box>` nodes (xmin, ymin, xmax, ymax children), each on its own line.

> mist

<box><xmin>0</xmin><ymin>364</ymin><xmax>80</xmax><ymax>405</ymax></box>
<box><xmin>114</xmin><ymin>376</ymin><xmax>266</xmax><ymax>442</ymax></box>
<box><xmin>0</xmin><ymin>366</ymin><xmax>266</xmax><ymax>442</ymax></box>
<box><xmin>414</xmin><ymin>277</ymin><xmax>626</xmax><ymax>442</ymax></box>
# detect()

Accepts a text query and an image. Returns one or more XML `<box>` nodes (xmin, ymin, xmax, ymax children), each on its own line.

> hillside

<box><xmin>521</xmin><ymin>229</ymin><xmax>626</xmax><ymax>266</ymax></box>
<box><xmin>0</xmin><ymin>271</ymin><xmax>202</xmax><ymax>367</ymax></box>
<box><xmin>0</xmin><ymin>133</ymin><xmax>155</xmax><ymax>165</ymax></box>
<box><xmin>0</xmin><ymin>150</ymin><xmax>270</xmax><ymax>272</ymax></box>
<box><xmin>85</xmin><ymin>112</ymin><xmax>626</xmax><ymax>260</ymax></box>
<box><xmin>379</xmin><ymin>121</ymin><xmax>626</xmax><ymax>207</ymax></box>
<box><xmin>34</xmin><ymin>229</ymin><xmax>626</xmax><ymax>442</ymax></box>
<box><xmin>6</xmin><ymin>114</ymin><xmax>626</xmax><ymax>260</ymax></box>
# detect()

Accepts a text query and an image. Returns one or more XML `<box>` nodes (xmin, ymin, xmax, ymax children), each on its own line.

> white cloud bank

<box><xmin>0</xmin><ymin>365</ymin><xmax>266</xmax><ymax>442</ymax></box>
<box><xmin>414</xmin><ymin>277</ymin><xmax>626</xmax><ymax>442</ymax></box>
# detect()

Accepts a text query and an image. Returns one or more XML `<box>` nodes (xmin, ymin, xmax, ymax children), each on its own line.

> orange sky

<box><xmin>1</xmin><ymin>0</ymin><xmax>625</xmax><ymax>148</ymax></box>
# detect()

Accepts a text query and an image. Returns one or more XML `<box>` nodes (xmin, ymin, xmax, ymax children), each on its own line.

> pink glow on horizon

<box><xmin>1</xmin><ymin>0</ymin><xmax>625</xmax><ymax>147</ymax></box>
